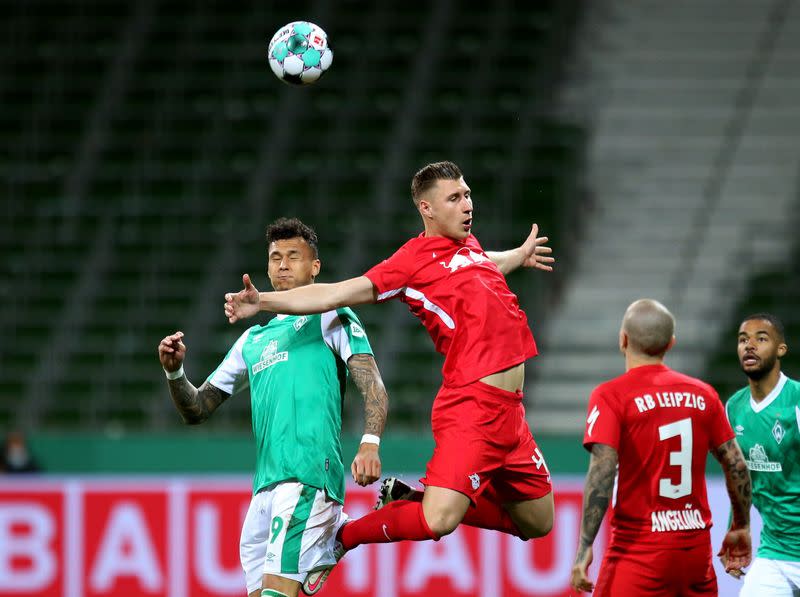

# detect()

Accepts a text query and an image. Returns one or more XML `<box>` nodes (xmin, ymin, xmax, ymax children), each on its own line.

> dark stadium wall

<box><xmin>27</xmin><ymin>433</ymin><xmax>594</xmax><ymax>474</ymax></box>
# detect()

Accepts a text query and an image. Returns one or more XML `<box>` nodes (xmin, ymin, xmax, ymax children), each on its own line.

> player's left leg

<box><xmin>489</xmin><ymin>401</ymin><xmax>554</xmax><ymax>539</ymax></box>
<box><xmin>740</xmin><ymin>557</ymin><xmax>800</xmax><ymax>597</ymax></box>
<box><xmin>257</xmin><ymin>574</ymin><xmax>301</xmax><ymax>597</ymax></box>
<box><xmin>677</xmin><ymin>540</ymin><xmax>718</xmax><ymax>597</ymax></box>
<box><xmin>253</xmin><ymin>482</ymin><xmax>341</xmax><ymax>596</ymax></box>
<box><xmin>504</xmin><ymin>492</ymin><xmax>554</xmax><ymax>539</ymax></box>
<box><xmin>593</xmin><ymin>544</ymin><xmax>669</xmax><ymax>597</ymax></box>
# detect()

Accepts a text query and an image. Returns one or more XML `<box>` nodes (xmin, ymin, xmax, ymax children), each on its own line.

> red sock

<box><xmin>339</xmin><ymin>500</ymin><xmax>438</xmax><ymax>550</ymax></box>
<box><xmin>461</xmin><ymin>491</ymin><xmax>524</xmax><ymax>538</ymax></box>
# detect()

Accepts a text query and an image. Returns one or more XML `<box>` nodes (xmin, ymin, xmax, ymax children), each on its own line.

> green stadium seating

<box><xmin>1</xmin><ymin>0</ymin><xmax>587</xmax><ymax>431</ymax></box>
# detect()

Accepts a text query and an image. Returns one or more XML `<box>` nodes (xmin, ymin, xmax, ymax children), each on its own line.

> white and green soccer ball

<box><xmin>268</xmin><ymin>21</ymin><xmax>333</xmax><ymax>85</ymax></box>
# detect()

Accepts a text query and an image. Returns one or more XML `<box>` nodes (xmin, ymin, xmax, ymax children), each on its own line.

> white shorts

<box><xmin>239</xmin><ymin>481</ymin><xmax>343</xmax><ymax>594</ymax></box>
<box><xmin>740</xmin><ymin>557</ymin><xmax>800</xmax><ymax>597</ymax></box>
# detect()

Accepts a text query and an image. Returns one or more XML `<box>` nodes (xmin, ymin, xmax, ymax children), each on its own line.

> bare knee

<box><xmin>424</xmin><ymin>508</ymin><xmax>463</xmax><ymax>537</ymax></box>
<box><xmin>421</xmin><ymin>488</ymin><xmax>470</xmax><ymax>538</ymax></box>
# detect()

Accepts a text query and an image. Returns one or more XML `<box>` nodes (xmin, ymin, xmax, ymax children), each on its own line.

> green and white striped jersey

<box><xmin>726</xmin><ymin>373</ymin><xmax>800</xmax><ymax>561</ymax></box>
<box><xmin>208</xmin><ymin>308</ymin><xmax>373</xmax><ymax>504</ymax></box>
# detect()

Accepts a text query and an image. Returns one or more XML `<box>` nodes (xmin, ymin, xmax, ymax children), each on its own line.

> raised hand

<box><xmin>718</xmin><ymin>526</ymin><xmax>751</xmax><ymax>579</ymax></box>
<box><xmin>520</xmin><ymin>223</ymin><xmax>554</xmax><ymax>271</ymax></box>
<box><xmin>224</xmin><ymin>273</ymin><xmax>260</xmax><ymax>324</ymax></box>
<box><xmin>158</xmin><ymin>331</ymin><xmax>186</xmax><ymax>373</ymax></box>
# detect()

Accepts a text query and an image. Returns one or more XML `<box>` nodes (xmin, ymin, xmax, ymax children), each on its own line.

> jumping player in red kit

<box><xmin>571</xmin><ymin>299</ymin><xmax>753</xmax><ymax>597</ymax></box>
<box><xmin>224</xmin><ymin>161</ymin><xmax>555</xmax><ymax>593</ymax></box>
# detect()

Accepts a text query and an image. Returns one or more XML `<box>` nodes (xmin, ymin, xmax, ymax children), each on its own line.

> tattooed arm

<box><xmin>713</xmin><ymin>438</ymin><xmax>752</xmax><ymax>576</ymax></box>
<box><xmin>347</xmin><ymin>353</ymin><xmax>389</xmax><ymax>486</ymax></box>
<box><xmin>571</xmin><ymin>443</ymin><xmax>618</xmax><ymax>593</ymax></box>
<box><xmin>168</xmin><ymin>377</ymin><xmax>230</xmax><ymax>425</ymax></box>
<box><xmin>158</xmin><ymin>331</ymin><xmax>231</xmax><ymax>425</ymax></box>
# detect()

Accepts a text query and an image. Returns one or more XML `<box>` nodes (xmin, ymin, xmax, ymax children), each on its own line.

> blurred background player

<box><xmin>224</xmin><ymin>161</ymin><xmax>556</xmax><ymax>591</ymax></box>
<box><xmin>158</xmin><ymin>217</ymin><xmax>389</xmax><ymax>597</ymax></box>
<box><xmin>726</xmin><ymin>313</ymin><xmax>800</xmax><ymax>596</ymax></box>
<box><xmin>571</xmin><ymin>299</ymin><xmax>752</xmax><ymax>597</ymax></box>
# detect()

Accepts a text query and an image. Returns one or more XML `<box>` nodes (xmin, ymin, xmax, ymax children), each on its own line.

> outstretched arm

<box><xmin>158</xmin><ymin>331</ymin><xmax>231</xmax><ymax>424</ymax></box>
<box><xmin>712</xmin><ymin>438</ymin><xmax>752</xmax><ymax>577</ymax></box>
<box><xmin>571</xmin><ymin>443</ymin><xmax>618</xmax><ymax>593</ymax></box>
<box><xmin>486</xmin><ymin>223</ymin><xmax>554</xmax><ymax>275</ymax></box>
<box><xmin>347</xmin><ymin>353</ymin><xmax>389</xmax><ymax>487</ymax></box>
<box><xmin>225</xmin><ymin>274</ymin><xmax>378</xmax><ymax>323</ymax></box>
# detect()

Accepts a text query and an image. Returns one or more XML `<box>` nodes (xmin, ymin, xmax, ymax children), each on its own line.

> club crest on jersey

<box><xmin>469</xmin><ymin>473</ymin><xmax>480</xmax><ymax>490</ymax></box>
<box><xmin>746</xmin><ymin>443</ymin><xmax>782</xmax><ymax>472</ymax></box>
<box><xmin>293</xmin><ymin>316</ymin><xmax>308</xmax><ymax>331</ymax></box>
<box><xmin>772</xmin><ymin>420</ymin><xmax>785</xmax><ymax>445</ymax></box>
<box><xmin>252</xmin><ymin>339</ymin><xmax>289</xmax><ymax>374</ymax></box>
<box><xmin>439</xmin><ymin>248</ymin><xmax>488</xmax><ymax>273</ymax></box>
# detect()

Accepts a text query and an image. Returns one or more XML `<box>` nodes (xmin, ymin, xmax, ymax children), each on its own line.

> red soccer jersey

<box><xmin>364</xmin><ymin>233</ymin><xmax>538</xmax><ymax>388</ymax></box>
<box><xmin>583</xmin><ymin>364</ymin><xmax>734</xmax><ymax>548</ymax></box>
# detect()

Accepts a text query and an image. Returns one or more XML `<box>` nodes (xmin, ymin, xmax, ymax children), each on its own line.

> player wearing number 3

<box><xmin>571</xmin><ymin>299</ymin><xmax>752</xmax><ymax>597</ymax></box>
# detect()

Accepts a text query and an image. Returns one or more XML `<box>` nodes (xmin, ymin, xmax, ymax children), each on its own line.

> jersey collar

<box><xmin>749</xmin><ymin>371</ymin><xmax>787</xmax><ymax>413</ymax></box>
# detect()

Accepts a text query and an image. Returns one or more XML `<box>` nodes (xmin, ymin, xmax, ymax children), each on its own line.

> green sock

<box><xmin>261</xmin><ymin>590</ymin><xmax>289</xmax><ymax>597</ymax></box>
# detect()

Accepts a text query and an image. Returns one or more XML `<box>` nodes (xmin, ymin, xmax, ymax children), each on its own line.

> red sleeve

<box><xmin>707</xmin><ymin>389</ymin><xmax>735</xmax><ymax>449</ymax></box>
<box><xmin>364</xmin><ymin>246</ymin><xmax>412</xmax><ymax>302</ymax></box>
<box><xmin>583</xmin><ymin>385</ymin><xmax>621</xmax><ymax>451</ymax></box>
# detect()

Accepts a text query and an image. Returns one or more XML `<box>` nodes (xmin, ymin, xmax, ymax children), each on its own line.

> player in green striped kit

<box><xmin>158</xmin><ymin>218</ymin><xmax>389</xmax><ymax>597</ymax></box>
<box><xmin>725</xmin><ymin>313</ymin><xmax>800</xmax><ymax>596</ymax></box>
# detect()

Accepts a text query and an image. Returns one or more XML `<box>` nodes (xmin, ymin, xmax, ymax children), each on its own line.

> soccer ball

<box><xmin>268</xmin><ymin>21</ymin><xmax>333</xmax><ymax>85</ymax></box>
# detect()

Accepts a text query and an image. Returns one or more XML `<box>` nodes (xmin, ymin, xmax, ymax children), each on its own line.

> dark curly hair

<box><xmin>741</xmin><ymin>312</ymin><xmax>785</xmax><ymax>341</ymax></box>
<box><xmin>266</xmin><ymin>217</ymin><xmax>319</xmax><ymax>258</ymax></box>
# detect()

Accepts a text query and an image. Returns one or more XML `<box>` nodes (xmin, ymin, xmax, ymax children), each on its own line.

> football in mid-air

<box><xmin>268</xmin><ymin>21</ymin><xmax>333</xmax><ymax>85</ymax></box>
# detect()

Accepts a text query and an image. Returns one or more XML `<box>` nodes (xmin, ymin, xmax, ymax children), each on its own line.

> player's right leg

<box><xmin>740</xmin><ymin>557</ymin><xmax>800</xmax><ymax>597</ymax></box>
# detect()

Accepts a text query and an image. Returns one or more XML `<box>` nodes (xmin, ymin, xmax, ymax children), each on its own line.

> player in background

<box><xmin>570</xmin><ymin>299</ymin><xmax>752</xmax><ymax>596</ymax></box>
<box><xmin>224</xmin><ymin>161</ymin><xmax>556</xmax><ymax>591</ymax></box>
<box><xmin>725</xmin><ymin>313</ymin><xmax>800</xmax><ymax>596</ymax></box>
<box><xmin>158</xmin><ymin>218</ymin><xmax>389</xmax><ymax>597</ymax></box>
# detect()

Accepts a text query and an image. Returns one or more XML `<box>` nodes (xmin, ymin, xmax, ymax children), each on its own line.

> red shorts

<box><xmin>420</xmin><ymin>381</ymin><xmax>552</xmax><ymax>504</ymax></box>
<box><xmin>593</xmin><ymin>539</ymin><xmax>717</xmax><ymax>597</ymax></box>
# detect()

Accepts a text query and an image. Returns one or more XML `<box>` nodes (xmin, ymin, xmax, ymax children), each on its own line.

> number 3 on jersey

<box><xmin>658</xmin><ymin>417</ymin><xmax>693</xmax><ymax>499</ymax></box>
